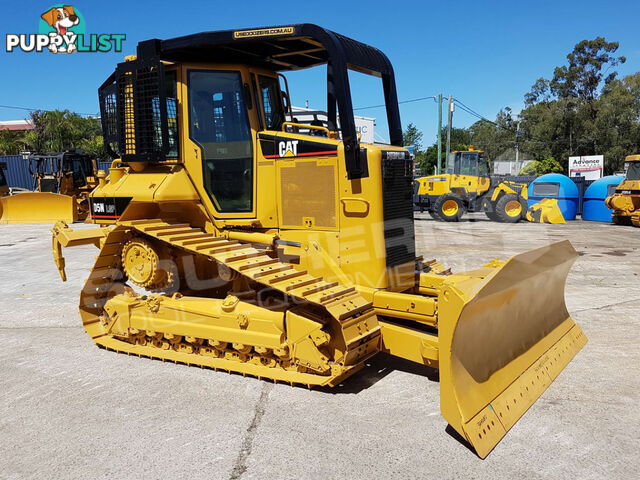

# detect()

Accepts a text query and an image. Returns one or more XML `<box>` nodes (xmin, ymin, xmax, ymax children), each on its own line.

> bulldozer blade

<box><xmin>438</xmin><ymin>240</ymin><xmax>586</xmax><ymax>458</ymax></box>
<box><xmin>526</xmin><ymin>198</ymin><xmax>566</xmax><ymax>224</ymax></box>
<box><xmin>0</xmin><ymin>192</ymin><xmax>77</xmax><ymax>225</ymax></box>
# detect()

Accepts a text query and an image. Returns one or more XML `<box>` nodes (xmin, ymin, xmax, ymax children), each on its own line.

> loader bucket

<box><xmin>0</xmin><ymin>192</ymin><xmax>77</xmax><ymax>224</ymax></box>
<box><xmin>438</xmin><ymin>241</ymin><xmax>586</xmax><ymax>458</ymax></box>
<box><xmin>526</xmin><ymin>198</ymin><xmax>566</xmax><ymax>224</ymax></box>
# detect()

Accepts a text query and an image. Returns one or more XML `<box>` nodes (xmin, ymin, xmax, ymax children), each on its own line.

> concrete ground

<box><xmin>0</xmin><ymin>214</ymin><xmax>638</xmax><ymax>479</ymax></box>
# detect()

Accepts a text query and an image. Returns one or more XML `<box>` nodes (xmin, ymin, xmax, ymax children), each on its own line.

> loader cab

<box><xmin>445</xmin><ymin>148</ymin><xmax>489</xmax><ymax>178</ymax></box>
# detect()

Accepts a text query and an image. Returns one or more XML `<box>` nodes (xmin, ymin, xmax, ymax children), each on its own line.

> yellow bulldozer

<box><xmin>415</xmin><ymin>147</ymin><xmax>529</xmax><ymax>222</ymax></box>
<box><xmin>0</xmin><ymin>149</ymin><xmax>98</xmax><ymax>224</ymax></box>
<box><xmin>605</xmin><ymin>154</ymin><xmax>640</xmax><ymax>226</ymax></box>
<box><xmin>50</xmin><ymin>25</ymin><xmax>586</xmax><ymax>458</ymax></box>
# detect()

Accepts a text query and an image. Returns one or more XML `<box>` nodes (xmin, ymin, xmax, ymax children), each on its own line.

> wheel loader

<box><xmin>0</xmin><ymin>149</ymin><xmax>98</xmax><ymax>224</ymax></box>
<box><xmin>50</xmin><ymin>24</ymin><xmax>586</xmax><ymax>458</ymax></box>
<box><xmin>605</xmin><ymin>154</ymin><xmax>640</xmax><ymax>226</ymax></box>
<box><xmin>415</xmin><ymin>148</ymin><xmax>529</xmax><ymax>222</ymax></box>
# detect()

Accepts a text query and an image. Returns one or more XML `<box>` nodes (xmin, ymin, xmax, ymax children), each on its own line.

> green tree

<box><xmin>447</xmin><ymin>127</ymin><xmax>472</xmax><ymax>149</ymax></box>
<box><xmin>24</xmin><ymin>110</ymin><xmax>105</xmax><ymax>158</ymax></box>
<box><xmin>518</xmin><ymin>156</ymin><xmax>563</xmax><ymax>175</ymax></box>
<box><xmin>420</xmin><ymin>145</ymin><xmax>440</xmax><ymax>174</ymax></box>
<box><xmin>403</xmin><ymin>123</ymin><xmax>423</xmax><ymax>150</ymax></box>
<box><xmin>0</xmin><ymin>130</ymin><xmax>30</xmax><ymax>155</ymax></box>
<box><xmin>550</xmin><ymin>37</ymin><xmax>626</xmax><ymax>101</ymax></box>
<box><xmin>520</xmin><ymin>37</ymin><xmax>629</xmax><ymax>172</ymax></box>
<box><xmin>592</xmin><ymin>73</ymin><xmax>640</xmax><ymax>172</ymax></box>
<box><xmin>466</xmin><ymin>109</ymin><xmax>516</xmax><ymax>163</ymax></box>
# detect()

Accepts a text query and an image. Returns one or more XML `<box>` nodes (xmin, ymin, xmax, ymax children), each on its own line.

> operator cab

<box><xmin>25</xmin><ymin>150</ymin><xmax>96</xmax><ymax>192</ymax></box>
<box><xmin>625</xmin><ymin>157</ymin><xmax>640</xmax><ymax>181</ymax></box>
<box><xmin>60</xmin><ymin>150</ymin><xmax>96</xmax><ymax>189</ymax></box>
<box><xmin>98</xmin><ymin>24</ymin><xmax>407</xmax><ymax>221</ymax></box>
<box><xmin>96</xmin><ymin>25</ymin><xmax>415</xmax><ymax>284</ymax></box>
<box><xmin>445</xmin><ymin>147</ymin><xmax>490</xmax><ymax>177</ymax></box>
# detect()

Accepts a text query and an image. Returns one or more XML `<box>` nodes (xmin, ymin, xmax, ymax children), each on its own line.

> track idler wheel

<box><xmin>121</xmin><ymin>237</ymin><xmax>177</xmax><ymax>292</ymax></box>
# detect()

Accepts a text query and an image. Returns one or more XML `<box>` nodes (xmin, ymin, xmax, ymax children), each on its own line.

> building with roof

<box><xmin>0</xmin><ymin>120</ymin><xmax>34</xmax><ymax>132</ymax></box>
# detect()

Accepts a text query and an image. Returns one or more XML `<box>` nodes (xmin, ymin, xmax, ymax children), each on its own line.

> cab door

<box><xmin>183</xmin><ymin>66</ymin><xmax>259</xmax><ymax>220</ymax></box>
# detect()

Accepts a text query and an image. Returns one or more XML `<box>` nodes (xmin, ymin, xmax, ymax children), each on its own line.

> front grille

<box><xmin>40</xmin><ymin>177</ymin><xmax>58</xmax><ymax>193</ymax></box>
<box><xmin>381</xmin><ymin>156</ymin><xmax>415</xmax><ymax>267</ymax></box>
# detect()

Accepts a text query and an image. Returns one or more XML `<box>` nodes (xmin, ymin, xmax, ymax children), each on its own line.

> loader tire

<box><xmin>434</xmin><ymin>194</ymin><xmax>465</xmax><ymax>222</ymax></box>
<box><xmin>428</xmin><ymin>209</ymin><xmax>438</xmax><ymax>220</ymax></box>
<box><xmin>485</xmin><ymin>210</ymin><xmax>500</xmax><ymax>222</ymax></box>
<box><xmin>495</xmin><ymin>194</ymin><xmax>524</xmax><ymax>223</ymax></box>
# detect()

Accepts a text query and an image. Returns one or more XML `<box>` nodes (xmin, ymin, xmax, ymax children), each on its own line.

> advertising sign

<box><xmin>569</xmin><ymin>155</ymin><xmax>603</xmax><ymax>181</ymax></box>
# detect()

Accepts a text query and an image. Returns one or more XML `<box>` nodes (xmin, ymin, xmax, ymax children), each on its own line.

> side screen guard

<box><xmin>98</xmin><ymin>56</ymin><xmax>171</xmax><ymax>162</ymax></box>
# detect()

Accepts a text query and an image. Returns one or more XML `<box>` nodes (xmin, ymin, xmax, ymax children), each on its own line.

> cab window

<box><xmin>164</xmin><ymin>70</ymin><xmax>179</xmax><ymax>159</ymax></box>
<box><xmin>188</xmin><ymin>70</ymin><xmax>253</xmax><ymax>213</ymax></box>
<box><xmin>150</xmin><ymin>70</ymin><xmax>179</xmax><ymax>159</ymax></box>
<box><xmin>627</xmin><ymin>162</ymin><xmax>640</xmax><ymax>180</ymax></box>
<box><xmin>478</xmin><ymin>154</ymin><xmax>490</xmax><ymax>176</ymax></box>
<box><xmin>446</xmin><ymin>153</ymin><xmax>458</xmax><ymax>174</ymax></box>
<box><xmin>460</xmin><ymin>153</ymin><xmax>476</xmax><ymax>176</ymax></box>
<box><xmin>62</xmin><ymin>158</ymin><xmax>91</xmax><ymax>188</ymax></box>
<box><xmin>258</xmin><ymin>75</ymin><xmax>284</xmax><ymax>130</ymax></box>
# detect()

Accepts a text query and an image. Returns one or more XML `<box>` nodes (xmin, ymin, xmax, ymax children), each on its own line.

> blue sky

<box><xmin>1</xmin><ymin>0</ymin><xmax>638</xmax><ymax>146</ymax></box>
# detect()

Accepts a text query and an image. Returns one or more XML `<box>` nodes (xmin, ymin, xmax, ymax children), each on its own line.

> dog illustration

<box><xmin>40</xmin><ymin>5</ymin><xmax>79</xmax><ymax>53</ymax></box>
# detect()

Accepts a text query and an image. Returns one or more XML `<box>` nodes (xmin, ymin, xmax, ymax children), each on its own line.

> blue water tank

<box><xmin>527</xmin><ymin>173</ymin><xmax>580</xmax><ymax>220</ymax></box>
<box><xmin>582</xmin><ymin>175</ymin><xmax>624</xmax><ymax>222</ymax></box>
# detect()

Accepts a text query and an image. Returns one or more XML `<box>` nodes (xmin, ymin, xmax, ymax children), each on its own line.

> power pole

<box><xmin>515</xmin><ymin>119</ymin><xmax>521</xmax><ymax>166</ymax></box>
<box><xmin>446</xmin><ymin>94</ymin><xmax>453</xmax><ymax>156</ymax></box>
<box><xmin>437</xmin><ymin>93</ymin><xmax>443</xmax><ymax>174</ymax></box>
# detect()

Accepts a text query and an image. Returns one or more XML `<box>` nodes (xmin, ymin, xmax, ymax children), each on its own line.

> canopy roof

<box><xmin>139</xmin><ymin>24</ymin><xmax>394</xmax><ymax>77</ymax></box>
<box><xmin>128</xmin><ymin>24</ymin><xmax>403</xmax><ymax>178</ymax></box>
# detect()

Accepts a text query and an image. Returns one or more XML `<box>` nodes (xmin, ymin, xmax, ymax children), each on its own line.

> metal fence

<box><xmin>0</xmin><ymin>155</ymin><xmax>33</xmax><ymax>190</ymax></box>
<box><xmin>0</xmin><ymin>155</ymin><xmax>115</xmax><ymax>190</ymax></box>
<box><xmin>570</xmin><ymin>176</ymin><xmax>594</xmax><ymax>216</ymax></box>
<box><xmin>494</xmin><ymin>175</ymin><xmax>537</xmax><ymax>185</ymax></box>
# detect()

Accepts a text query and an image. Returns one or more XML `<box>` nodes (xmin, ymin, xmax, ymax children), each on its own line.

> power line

<box><xmin>0</xmin><ymin>104</ymin><xmax>98</xmax><ymax>117</ymax></box>
<box><xmin>452</xmin><ymin>98</ymin><xmax>495</xmax><ymax>123</ymax></box>
<box><xmin>452</xmin><ymin>98</ymin><xmax>521</xmax><ymax>134</ymax></box>
<box><xmin>354</xmin><ymin>94</ymin><xmax>513</xmax><ymax>134</ymax></box>
<box><xmin>354</xmin><ymin>95</ymin><xmax>437</xmax><ymax>111</ymax></box>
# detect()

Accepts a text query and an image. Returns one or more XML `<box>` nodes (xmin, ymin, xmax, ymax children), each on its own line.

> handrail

<box><xmin>282</xmin><ymin>122</ymin><xmax>330</xmax><ymax>137</ymax></box>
